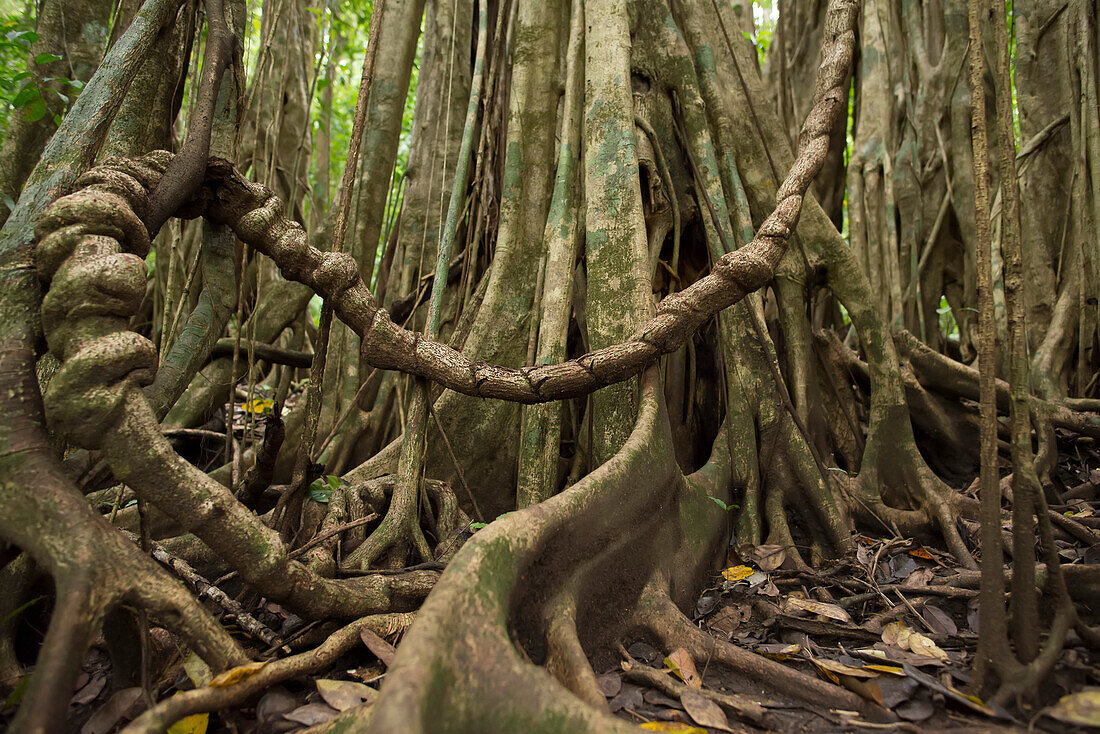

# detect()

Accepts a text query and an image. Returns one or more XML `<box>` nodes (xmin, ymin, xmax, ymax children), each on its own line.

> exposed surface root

<box><xmin>121</xmin><ymin>613</ymin><xmax>413</xmax><ymax>734</ymax></box>
<box><xmin>634</xmin><ymin>589</ymin><xmax>892</xmax><ymax>720</ymax></box>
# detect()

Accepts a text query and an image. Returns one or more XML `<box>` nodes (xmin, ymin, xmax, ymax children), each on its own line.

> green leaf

<box><xmin>325</xmin><ymin>475</ymin><xmax>345</xmax><ymax>488</ymax></box>
<box><xmin>24</xmin><ymin>97</ymin><xmax>47</xmax><ymax>122</ymax></box>
<box><xmin>34</xmin><ymin>52</ymin><xmax>62</xmax><ymax>65</ymax></box>
<box><xmin>0</xmin><ymin>194</ymin><xmax>15</xmax><ymax>212</ymax></box>
<box><xmin>709</xmin><ymin>496</ymin><xmax>728</xmax><ymax>511</ymax></box>
<box><xmin>5</xmin><ymin>30</ymin><xmax>37</xmax><ymax>45</ymax></box>
<box><xmin>469</xmin><ymin>522</ymin><xmax>487</xmax><ymax>530</ymax></box>
<box><xmin>2</xmin><ymin>595</ymin><xmax>43</xmax><ymax>624</ymax></box>
<box><xmin>309</xmin><ymin>479</ymin><xmax>333</xmax><ymax>503</ymax></box>
<box><xmin>11</xmin><ymin>85</ymin><xmax>38</xmax><ymax>108</ymax></box>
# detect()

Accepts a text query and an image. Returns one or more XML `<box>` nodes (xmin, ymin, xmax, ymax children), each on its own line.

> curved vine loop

<box><xmin>198</xmin><ymin>2</ymin><xmax>854</xmax><ymax>402</ymax></box>
<box><xmin>34</xmin><ymin>2</ymin><xmax>855</xmax><ymax>420</ymax></box>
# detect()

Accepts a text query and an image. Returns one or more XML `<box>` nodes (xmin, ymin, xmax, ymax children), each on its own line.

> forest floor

<box><xmin>36</xmin><ymin>415</ymin><xmax>1100</xmax><ymax>733</ymax></box>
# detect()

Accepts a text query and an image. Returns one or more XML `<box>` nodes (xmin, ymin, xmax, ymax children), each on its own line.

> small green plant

<box><xmin>709</xmin><ymin>497</ymin><xmax>740</xmax><ymax>512</ymax></box>
<box><xmin>1</xmin><ymin>27</ymin><xmax>78</xmax><ymax>127</ymax></box>
<box><xmin>309</xmin><ymin>474</ymin><xmax>345</xmax><ymax>503</ymax></box>
<box><xmin>469</xmin><ymin>511</ymin><xmax>513</xmax><ymax>531</ymax></box>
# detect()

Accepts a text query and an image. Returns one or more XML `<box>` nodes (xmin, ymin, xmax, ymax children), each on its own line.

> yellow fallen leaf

<box><xmin>721</xmin><ymin>565</ymin><xmax>755</xmax><ymax>582</ymax></box>
<box><xmin>209</xmin><ymin>661</ymin><xmax>267</xmax><ymax>688</ymax></box>
<box><xmin>242</xmin><ymin>398</ymin><xmax>274</xmax><ymax>414</ymax></box>
<box><xmin>639</xmin><ymin>723</ymin><xmax>707</xmax><ymax>733</ymax></box>
<box><xmin>862</xmin><ymin>664</ymin><xmax>905</xmax><ymax>677</ymax></box>
<box><xmin>855</xmin><ymin>647</ymin><xmax>887</xmax><ymax>659</ymax></box>
<box><xmin>908</xmin><ymin>631</ymin><xmax>948</xmax><ymax>660</ymax></box>
<box><xmin>167</xmin><ymin>714</ymin><xmax>208</xmax><ymax>734</ymax></box>
<box><xmin>811</xmin><ymin>658</ymin><xmax>879</xmax><ymax>679</ymax></box>
<box><xmin>881</xmin><ymin>620</ymin><xmax>913</xmax><ymax>649</ymax></box>
<box><xmin>908</xmin><ymin>546</ymin><xmax>934</xmax><ymax>560</ymax></box>
<box><xmin>755</xmin><ymin>643</ymin><xmax>801</xmax><ymax>661</ymax></box>
<box><xmin>183</xmin><ymin>653</ymin><xmax>212</xmax><ymax>688</ymax></box>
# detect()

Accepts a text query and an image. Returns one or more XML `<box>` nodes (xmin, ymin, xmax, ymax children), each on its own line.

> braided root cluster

<box><xmin>35</xmin><ymin>0</ymin><xmax>857</xmax><ymax>427</ymax></box>
<box><xmin>35</xmin><ymin>153</ymin><xmax>171</xmax><ymax>448</ymax></box>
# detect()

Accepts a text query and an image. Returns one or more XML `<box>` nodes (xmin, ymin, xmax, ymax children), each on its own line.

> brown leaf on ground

<box><xmin>664</xmin><ymin>648</ymin><xmax>701</xmax><ymax>688</ymax></box>
<box><xmin>316</xmin><ymin>678</ymin><xmax>377</xmax><ymax>711</ymax></box>
<box><xmin>596</xmin><ymin>671</ymin><xmax>622</xmax><ymax>697</ymax></box>
<box><xmin>680</xmin><ymin>690</ymin><xmax>734</xmax><ymax>732</ymax></box>
<box><xmin>781</xmin><ymin>595</ymin><xmax>853</xmax><ymax>624</ymax></box>
<box><xmin>1042</xmin><ymin>689</ymin><xmax>1100</xmax><ymax>727</ymax></box>
<box><xmin>608</xmin><ymin>683</ymin><xmax>644</xmax><ymax>712</ymax></box>
<box><xmin>283</xmin><ymin>702</ymin><xmax>339</xmax><ymax>726</ymax></box>
<box><xmin>360</xmin><ymin>627</ymin><xmax>397</xmax><ymax>666</ymax></box>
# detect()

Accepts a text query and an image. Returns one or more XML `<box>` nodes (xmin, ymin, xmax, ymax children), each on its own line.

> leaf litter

<box><xmin>607</xmin><ymin>529</ymin><xmax>1100</xmax><ymax>732</ymax></box>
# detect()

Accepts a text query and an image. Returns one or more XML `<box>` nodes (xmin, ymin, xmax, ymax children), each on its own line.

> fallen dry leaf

<box><xmin>284</xmin><ymin>702</ymin><xmax>339</xmax><ymax>726</ymax></box>
<box><xmin>754</xmin><ymin>642</ymin><xmax>801</xmax><ymax>660</ymax></box>
<box><xmin>782</xmin><ymin>596</ymin><xmax>852</xmax><ymax>624</ymax></box>
<box><xmin>708</xmin><ymin>603</ymin><xmax>751</xmax><ymax>637</ymax></box>
<box><xmin>644</xmin><ymin>689</ymin><xmax>682</xmax><ymax>708</ymax></box>
<box><xmin>862</xmin><ymin>664</ymin><xmax>905</xmax><ymax>677</ymax></box>
<box><xmin>596</xmin><ymin>671</ymin><xmax>622</xmax><ymax>698</ymax></box>
<box><xmin>906</xmin><ymin>631</ymin><xmax>948</xmax><ymax>661</ymax></box>
<box><xmin>80</xmin><ymin>688</ymin><xmax>144</xmax><ymax>734</ymax></box>
<box><xmin>166</xmin><ymin>714</ymin><xmax>208</xmax><ymax>734</ymax></box>
<box><xmin>639</xmin><ymin>723</ymin><xmax>706</xmax><ymax>733</ymax></box>
<box><xmin>881</xmin><ymin>621</ymin><xmax>912</xmax><ymax>649</ymax></box>
<box><xmin>811</xmin><ymin>658</ymin><xmax>879</xmax><ymax>679</ymax></box>
<box><xmin>922</xmin><ymin>605</ymin><xmax>957</xmax><ymax>636</ymax></box>
<box><xmin>71</xmin><ymin>674</ymin><xmax>107</xmax><ymax>706</ymax></box>
<box><xmin>748</xmin><ymin>544</ymin><xmax>787</xmax><ymax>571</ymax></box>
<box><xmin>721</xmin><ymin>565</ymin><xmax>755</xmax><ymax>582</ymax></box>
<box><xmin>896</xmin><ymin>697</ymin><xmax>935</xmax><ymax>722</ymax></box>
<box><xmin>210</xmin><ymin>661</ymin><xmax>267</xmax><ymax>688</ymax></box>
<box><xmin>908</xmin><ymin>545</ymin><xmax>934</xmax><ymax>561</ymax></box>
<box><xmin>1042</xmin><ymin>688</ymin><xmax>1100</xmax><ymax>727</ymax></box>
<box><xmin>680</xmin><ymin>690</ymin><xmax>733</xmax><ymax>732</ymax></box>
<box><xmin>664</xmin><ymin>648</ymin><xmax>701</xmax><ymax>688</ymax></box>
<box><xmin>183</xmin><ymin>653</ymin><xmax>213</xmax><ymax>688</ymax></box>
<box><xmin>360</xmin><ymin>627</ymin><xmax>397</xmax><ymax>666</ymax></box>
<box><xmin>316</xmin><ymin>678</ymin><xmax>377</xmax><ymax>711</ymax></box>
<box><xmin>609</xmin><ymin>683</ymin><xmax>644</xmax><ymax>713</ymax></box>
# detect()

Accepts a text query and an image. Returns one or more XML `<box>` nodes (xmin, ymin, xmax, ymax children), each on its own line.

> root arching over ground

<box><xmin>1</xmin><ymin>0</ymin><xmax>1100</xmax><ymax>730</ymax></box>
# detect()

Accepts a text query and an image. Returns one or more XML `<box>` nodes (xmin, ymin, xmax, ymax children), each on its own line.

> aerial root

<box><xmin>121</xmin><ymin>613</ymin><xmax>414</xmax><ymax>734</ymax></box>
